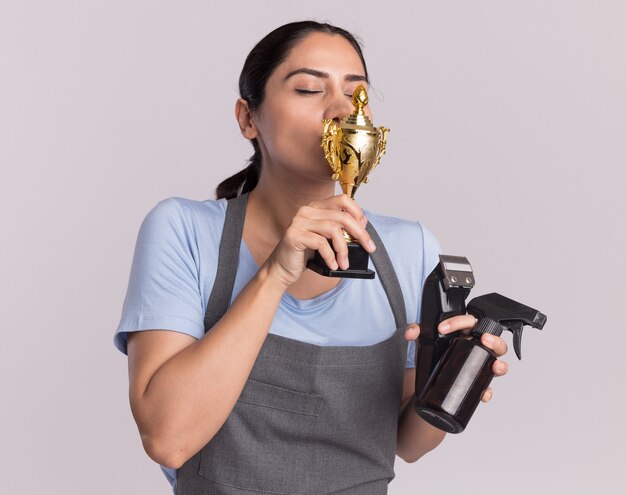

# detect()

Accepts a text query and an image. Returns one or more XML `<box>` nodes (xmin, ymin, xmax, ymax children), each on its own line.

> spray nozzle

<box><xmin>467</xmin><ymin>293</ymin><xmax>547</xmax><ymax>360</ymax></box>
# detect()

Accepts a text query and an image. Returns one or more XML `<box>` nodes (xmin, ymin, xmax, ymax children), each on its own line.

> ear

<box><xmin>235</xmin><ymin>98</ymin><xmax>258</xmax><ymax>140</ymax></box>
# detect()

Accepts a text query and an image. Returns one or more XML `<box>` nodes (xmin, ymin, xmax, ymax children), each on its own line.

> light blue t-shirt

<box><xmin>114</xmin><ymin>197</ymin><xmax>442</xmax><ymax>490</ymax></box>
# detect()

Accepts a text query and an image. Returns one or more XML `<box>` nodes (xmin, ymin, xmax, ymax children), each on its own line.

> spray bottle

<box><xmin>414</xmin><ymin>256</ymin><xmax>547</xmax><ymax>433</ymax></box>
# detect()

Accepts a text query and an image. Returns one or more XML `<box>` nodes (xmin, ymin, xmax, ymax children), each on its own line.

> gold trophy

<box><xmin>307</xmin><ymin>84</ymin><xmax>389</xmax><ymax>279</ymax></box>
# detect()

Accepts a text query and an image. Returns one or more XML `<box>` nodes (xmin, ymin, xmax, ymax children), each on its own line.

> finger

<box><xmin>403</xmin><ymin>324</ymin><xmax>420</xmax><ymax>341</ymax></box>
<box><xmin>492</xmin><ymin>359</ymin><xmax>509</xmax><ymax>376</ymax></box>
<box><xmin>300</xmin><ymin>208</ymin><xmax>375</xmax><ymax>253</ymax></box>
<box><xmin>310</xmin><ymin>194</ymin><xmax>367</xmax><ymax>227</ymax></box>
<box><xmin>481</xmin><ymin>333</ymin><xmax>509</xmax><ymax>357</ymax></box>
<box><xmin>438</xmin><ymin>315</ymin><xmax>478</xmax><ymax>335</ymax></box>
<box><xmin>295</xmin><ymin>218</ymin><xmax>350</xmax><ymax>269</ymax></box>
<box><xmin>336</xmin><ymin>194</ymin><xmax>367</xmax><ymax>228</ymax></box>
<box><xmin>481</xmin><ymin>388</ymin><xmax>493</xmax><ymax>403</ymax></box>
<box><xmin>328</xmin><ymin>224</ymin><xmax>350</xmax><ymax>270</ymax></box>
<box><xmin>299</xmin><ymin>231</ymin><xmax>338</xmax><ymax>271</ymax></box>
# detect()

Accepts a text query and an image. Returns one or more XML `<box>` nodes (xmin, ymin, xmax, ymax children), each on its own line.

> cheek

<box><xmin>275</xmin><ymin>109</ymin><xmax>323</xmax><ymax>148</ymax></box>
<box><xmin>260</xmin><ymin>122</ymin><xmax>303</xmax><ymax>162</ymax></box>
<box><xmin>255</xmin><ymin>102</ymin><xmax>327</xmax><ymax>163</ymax></box>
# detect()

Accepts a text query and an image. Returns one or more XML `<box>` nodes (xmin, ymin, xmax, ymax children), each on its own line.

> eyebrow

<box><xmin>283</xmin><ymin>67</ymin><xmax>368</xmax><ymax>83</ymax></box>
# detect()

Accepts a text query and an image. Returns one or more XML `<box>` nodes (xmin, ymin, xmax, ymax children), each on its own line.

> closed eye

<box><xmin>295</xmin><ymin>89</ymin><xmax>323</xmax><ymax>95</ymax></box>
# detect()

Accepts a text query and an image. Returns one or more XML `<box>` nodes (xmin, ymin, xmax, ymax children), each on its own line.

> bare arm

<box><xmin>128</xmin><ymin>264</ymin><xmax>285</xmax><ymax>469</ymax></box>
<box><xmin>396</xmin><ymin>367</ymin><xmax>447</xmax><ymax>462</ymax></box>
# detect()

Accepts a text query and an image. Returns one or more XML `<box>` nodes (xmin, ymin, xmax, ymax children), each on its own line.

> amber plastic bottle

<box><xmin>415</xmin><ymin>318</ymin><xmax>504</xmax><ymax>433</ymax></box>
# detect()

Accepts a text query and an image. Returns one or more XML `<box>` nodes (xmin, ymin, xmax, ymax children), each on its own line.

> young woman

<box><xmin>115</xmin><ymin>21</ymin><xmax>509</xmax><ymax>494</ymax></box>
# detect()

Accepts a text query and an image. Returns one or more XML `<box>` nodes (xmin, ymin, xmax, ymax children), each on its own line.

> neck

<box><xmin>247</xmin><ymin>164</ymin><xmax>336</xmax><ymax>243</ymax></box>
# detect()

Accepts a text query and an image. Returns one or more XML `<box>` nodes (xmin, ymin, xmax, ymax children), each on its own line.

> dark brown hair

<box><xmin>215</xmin><ymin>21</ymin><xmax>369</xmax><ymax>199</ymax></box>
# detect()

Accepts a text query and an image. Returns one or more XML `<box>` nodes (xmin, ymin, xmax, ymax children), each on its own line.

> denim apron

<box><xmin>176</xmin><ymin>193</ymin><xmax>408</xmax><ymax>494</ymax></box>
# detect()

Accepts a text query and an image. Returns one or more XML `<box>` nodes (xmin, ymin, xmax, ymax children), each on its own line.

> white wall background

<box><xmin>1</xmin><ymin>1</ymin><xmax>624</xmax><ymax>493</ymax></box>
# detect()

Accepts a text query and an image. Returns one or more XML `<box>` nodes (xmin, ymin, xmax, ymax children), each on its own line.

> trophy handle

<box><xmin>368</xmin><ymin>126</ymin><xmax>389</xmax><ymax>177</ymax></box>
<box><xmin>321</xmin><ymin>119</ymin><xmax>343</xmax><ymax>180</ymax></box>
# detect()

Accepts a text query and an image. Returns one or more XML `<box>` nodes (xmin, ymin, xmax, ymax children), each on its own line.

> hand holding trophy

<box><xmin>307</xmin><ymin>84</ymin><xmax>390</xmax><ymax>279</ymax></box>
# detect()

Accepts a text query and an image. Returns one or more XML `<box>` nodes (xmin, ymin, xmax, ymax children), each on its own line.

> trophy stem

<box><xmin>338</xmin><ymin>186</ymin><xmax>358</xmax><ymax>243</ymax></box>
<box><xmin>341</xmin><ymin>182</ymin><xmax>358</xmax><ymax>200</ymax></box>
<box><xmin>342</xmin><ymin>229</ymin><xmax>356</xmax><ymax>243</ymax></box>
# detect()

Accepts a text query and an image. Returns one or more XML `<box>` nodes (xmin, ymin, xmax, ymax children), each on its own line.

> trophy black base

<box><xmin>306</xmin><ymin>241</ymin><xmax>375</xmax><ymax>279</ymax></box>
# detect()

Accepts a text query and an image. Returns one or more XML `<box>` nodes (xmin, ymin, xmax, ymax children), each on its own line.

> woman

<box><xmin>115</xmin><ymin>21</ymin><xmax>509</xmax><ymax>494</ymax></box>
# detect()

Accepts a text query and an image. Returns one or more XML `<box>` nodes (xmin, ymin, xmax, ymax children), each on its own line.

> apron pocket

<box><xmin>237</xmin><ymin>379</ymin><xmax>322</xmax><ymax>416</ymax></box>
<box><xmin>198</xmin><ymin>378</ymin><xmax>323</xmax><ymax>494</ymax></box>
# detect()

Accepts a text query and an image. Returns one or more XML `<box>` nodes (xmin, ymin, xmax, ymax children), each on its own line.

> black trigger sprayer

<box><xmin>414</xmin><ymin>255</ymin><xmax>547</xmax><ymax>434</ymax></box>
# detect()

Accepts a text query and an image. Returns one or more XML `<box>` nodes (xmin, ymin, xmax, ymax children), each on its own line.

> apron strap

<box><xmin>203</xmin><ymin>193</ymin><xmax>248</xmax><ymax>332</ymax></box>
<box><xmin>366</xmin><ymin>222</ymin><xmax>408</xmax><ymax>329</ymax></box>
<box><xmin>204</xmin><ymin>194</ymin><xmax>407</xmax><ymax>333</ymax></box>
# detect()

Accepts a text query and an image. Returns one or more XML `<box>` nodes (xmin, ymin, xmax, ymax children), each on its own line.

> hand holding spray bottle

<box><xmin>414</xmin><ymin>255</ymin><xmax>547</xmax><ymax>433</ymax></box>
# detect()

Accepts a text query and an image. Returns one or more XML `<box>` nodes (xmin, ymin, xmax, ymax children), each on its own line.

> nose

<box><xmin>323</xmin><ymin>90</ymin><xmax>355</xmax><ymax>122</ymax></box>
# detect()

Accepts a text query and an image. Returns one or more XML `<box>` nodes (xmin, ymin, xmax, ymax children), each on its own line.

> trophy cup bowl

<box><xmin>306</xmin><ymin>84</ymin><xmax>389</xmax><ymax>279</ymax></box>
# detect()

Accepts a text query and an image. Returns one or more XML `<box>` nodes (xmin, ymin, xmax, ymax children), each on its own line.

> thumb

<box><xmin>404</xmin><ymin>323</ymin><xmax>420</xmax><ymax>341</ymax></box>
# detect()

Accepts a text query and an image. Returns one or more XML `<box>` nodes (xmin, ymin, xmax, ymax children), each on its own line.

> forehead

<box><xmin>276</xmin><ymin>32</ymin><xmax>366</xmax><ymax>77</ymax></box>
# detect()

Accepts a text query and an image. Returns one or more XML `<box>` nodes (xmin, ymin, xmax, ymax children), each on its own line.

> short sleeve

<box><xmin>114</xmin><ymin>199</ymin><xmax>205</xmax><ymax>355</ymax></box>
<box><xmin>405</xmin><ymin>222</ymin><xmax>443</xmax><ymax>368</ymax></box>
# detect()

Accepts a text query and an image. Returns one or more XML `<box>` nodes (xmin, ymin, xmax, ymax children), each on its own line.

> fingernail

<box><xmin>368</xmin><ymin>239</ymin><xmax>376</xmax><ymax>251</ymax></box>
<box><xmin>360</xmin><ymin>217</ymin><xmax>367</xmax><ymax>227</ymax></box>
<box><xmin>439</xmin><ymin>323</ymin><xmax>450</xmax><ymax>332</ymax></box>
<box><xmin>342</xmin><ymin>254</ymin><xmax>349</xmax><ymax>269</ymax></box>
<box><xmin>495</xmin><ymin>362</ymin><xmax>505</xmax><ymax>373</ymax></box>
<box><xmin>483</xmin><ymin>334</ymin><xmax>494</xmax><ymax>344</ymax></box>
